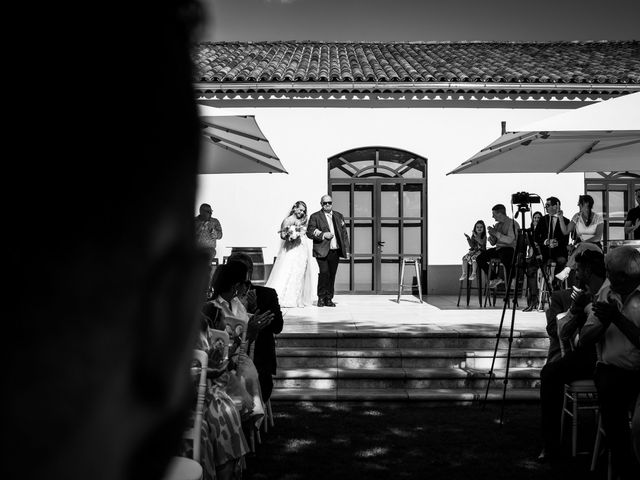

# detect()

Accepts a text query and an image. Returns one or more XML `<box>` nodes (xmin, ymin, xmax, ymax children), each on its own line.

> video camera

<box><xmin>511</xmin><ymin>191</ymin><xmax>541</xmax><ymax>205</ymax></box>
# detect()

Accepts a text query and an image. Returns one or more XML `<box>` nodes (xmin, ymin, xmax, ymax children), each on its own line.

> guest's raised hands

<box><xmin>592</xmin><ymin>300</ymin><xmax>620</xmax><ymax>327</ymax></box>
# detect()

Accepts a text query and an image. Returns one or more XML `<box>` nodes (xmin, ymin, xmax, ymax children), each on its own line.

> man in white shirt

<box><xmin>476</xmin><ymin>204</ymin><xmax>520</xmax><ymax>288</ymax></box>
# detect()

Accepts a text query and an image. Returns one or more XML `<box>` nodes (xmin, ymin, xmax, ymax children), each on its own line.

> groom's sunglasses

<box><xmin>322</xmin><ymin>201</ymin><xmax>332</xmax><ymax>205</ymax></box>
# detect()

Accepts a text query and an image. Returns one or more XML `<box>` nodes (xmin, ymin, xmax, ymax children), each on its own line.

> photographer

<box><xmin>476</xmin><ymin>204</ymin><xmax>520</xmax><ymax>288</ymax></box>
<box><xmin>579</xmin><ymin>246</ymin><xmax>640</xmax><ymax>479</ymax></box>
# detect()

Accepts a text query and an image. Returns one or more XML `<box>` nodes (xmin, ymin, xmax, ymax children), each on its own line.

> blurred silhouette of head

<box><xmin>8</xmin><ymin>2</ymin><xmax>208</xmax><ymax>480</ymax></box>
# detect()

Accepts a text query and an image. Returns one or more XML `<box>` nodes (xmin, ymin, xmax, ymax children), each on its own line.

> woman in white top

<box><xmin>555</xmin><ymin>194</ymin><xmax>604</xmax><ymax>281</ymax></box>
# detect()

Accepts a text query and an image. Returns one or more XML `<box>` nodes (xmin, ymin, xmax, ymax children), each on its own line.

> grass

<box><xmin>245</xmin><ymin>401</ymin><xmax>606</xmax><ymax>480</ymax></box>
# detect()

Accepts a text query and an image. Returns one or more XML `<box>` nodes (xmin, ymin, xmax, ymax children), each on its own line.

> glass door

<box><xmin>332</xmin><ymin>179</ymin><xmax>425</xmax><ymax>293</ymax></box>
<box><xmin>586</xmin><ymin>177</ymin><xmax>640</xmax><ymax>248</ymax></box>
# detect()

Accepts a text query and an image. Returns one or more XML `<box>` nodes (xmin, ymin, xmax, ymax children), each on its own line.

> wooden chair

<box><xmin>590</xmin><ymin>413</ymin><xmax>613</xmax><ymax>480</ymax></box>
<box><xmin>262</xmin><ymin>398</ymin><xmax>275</xmax><ymax>433</ymax></box>
<box><xmin>163</xmin><ymin>349</ymin><xmax>209</xmax><ymax>480</ymax></box>
<box><xmin>556</xmin><ymin>317</ymin><xmax>599</xmax><ymax>458</ymax></box>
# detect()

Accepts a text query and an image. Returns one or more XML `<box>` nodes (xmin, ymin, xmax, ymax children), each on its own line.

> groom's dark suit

<box><xmin>307</xmin><ymin>209</ymin><xmax>350</xmax><ymax>304</ymax></box>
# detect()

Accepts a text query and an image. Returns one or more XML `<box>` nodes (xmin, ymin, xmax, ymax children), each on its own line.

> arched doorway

<box><xmin>329</xmin><ymin>147</ymin><xmax>427</xmax><ymax>293</ymax></box>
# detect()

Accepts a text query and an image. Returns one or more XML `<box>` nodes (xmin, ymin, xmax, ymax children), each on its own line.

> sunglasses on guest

<box><xmin>322</xmin><ymin>201</ymin><xmax>332</xmax><ymax>205</ymax></box>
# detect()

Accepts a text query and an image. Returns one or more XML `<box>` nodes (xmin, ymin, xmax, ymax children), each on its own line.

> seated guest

<box><xmin>555</xmin><ymin>194</ymin><xmax>604</xmax><ymax>282</ymax></box>
<box><xmin>533</xmin><ymin>197</ymin><xmax>570</xmax><ymax>290</ymax></box>
<box><xmin>537</xmin><ymin>250</ymin><xmax>606</xmax><ymax>462</ymax></box>
<box><xmin>459</xmin><ymin>220</ymin><xmax>487</xmax><ymax>282</ymax></box>
<box><xmin>228</xmin><ymin>252</ymin><xmax>284</xmax><ymax>402</ymax></box>
<box><xmin>580</xmin><ymin>246</ymin><xmax>640</xmax><ymax>479</ymax></box>
<box><xmin>623</xmin><ymin>187</ymin><xmax>640</xmax><ymax>240</ymax></box>
<box><xmin>185</xmin><ymin>314</ymin><xmax>249</xmax><ymax>480</ymax></box>
<box><xmin>476</xmin><ymin>204</ymin><xmax>520</xmax><ymax>288</ymax></box>
<box><xmin>203</xmin><ymin>263</ymin><xmax>272</xmax><ymax>445</ymax></box>
<box><xmin>524</xmin><ymin>211</ymin><xmax>543</xmax><ymax>311</ymax></box>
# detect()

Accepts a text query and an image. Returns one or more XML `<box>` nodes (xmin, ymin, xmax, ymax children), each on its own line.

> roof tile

<box><xmin>193</xmin><ymin>41</ymin><xmax>640</xmax><ymax>85</ymax></box>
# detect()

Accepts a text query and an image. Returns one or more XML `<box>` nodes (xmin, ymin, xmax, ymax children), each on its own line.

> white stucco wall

<box><xmin>196</xmin><ymin>105</ymin><xmax>585</xmax><ymax>265</ymax></box>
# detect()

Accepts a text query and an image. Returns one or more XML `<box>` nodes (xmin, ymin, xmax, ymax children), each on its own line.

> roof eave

<box><xmin>194</xmin><ymin>81</ymin><xmax>639</xmax><ymax>93</ymax></box>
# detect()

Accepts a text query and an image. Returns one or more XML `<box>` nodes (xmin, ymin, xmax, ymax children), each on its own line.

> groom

<box><xmin>307</xmin><ymin>194</ymin><xmax>350</xmax><ymax>307</ymax></box>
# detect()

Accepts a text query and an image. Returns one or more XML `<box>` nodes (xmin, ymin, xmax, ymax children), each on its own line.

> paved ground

<box><xmin>281</xmin><ymin>294</ymin><xmax>548</xmax><ymax>335</ymax></box>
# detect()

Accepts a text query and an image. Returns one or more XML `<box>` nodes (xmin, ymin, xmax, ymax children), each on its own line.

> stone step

<box><xmin>276</xmin><ymin>332</ymin><xmax>550</xmax><ymax>350</ymax></box>
<box><xmin>270</xmin><ymin>387</ymin><xmax>540</xmax><ymax>403</ymax></box>
<box><xmin>274</xmin><ymin>367</ymin><xmax>541</xmax><ymax>390</ymax></box>
<box><xmin>276</xmin><ymin>347</ymin><xmax>548</xmax><ymax>369</ymax></box>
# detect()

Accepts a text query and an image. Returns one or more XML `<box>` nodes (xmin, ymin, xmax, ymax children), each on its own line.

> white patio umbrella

<box><xmin>447</xmin><ymin>92</ymin><xmax>640</xmax><ymax>175</ymax></box>
<box><xmin>198</xmin><ymin>115</ymin><xmax>287</xmax><ymax>174</ymax></box>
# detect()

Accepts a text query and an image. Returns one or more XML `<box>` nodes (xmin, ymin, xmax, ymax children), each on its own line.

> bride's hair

<box><xmin>289</xmin><ymin>200</ymin><xmax>308</xmax><ymax>223</ymax></box>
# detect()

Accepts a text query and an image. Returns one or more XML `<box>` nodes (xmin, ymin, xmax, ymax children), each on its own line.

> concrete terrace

<box><xmin>272</xmin><ymin>294</ymin><xmax>549</xmax><ymax>402</ymax></box>
<box><xmin>280</xmin><ymin>294</ymin><xmax>547</xmax><ymax>335</ymax></box>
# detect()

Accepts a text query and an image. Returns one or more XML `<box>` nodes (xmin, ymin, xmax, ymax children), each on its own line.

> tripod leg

<box><xmin>499</xmin><ymin>261</ymin><xmax>521</xmax><ymax>425</ymax></box>
<box><xmin>483</xmin><ymin>256</ymin><xmax>517</xmax><ymax>407</ymax></box>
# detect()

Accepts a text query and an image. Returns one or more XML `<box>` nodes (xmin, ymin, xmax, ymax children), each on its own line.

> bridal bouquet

<box><xmin>284</xmin><ymin>224</ymin><xmax>301</xmax><ymax>242</ymax></box>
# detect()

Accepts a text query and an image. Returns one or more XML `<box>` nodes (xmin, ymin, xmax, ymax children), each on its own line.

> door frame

<box><xmin>330</xmin><ymin>177</ymin><xmax>427</xmax><ymax>293</ymax></box>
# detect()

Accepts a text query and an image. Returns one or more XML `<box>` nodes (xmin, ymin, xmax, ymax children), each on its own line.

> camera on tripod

<box><xmin>511</xmin><ymin>191</ymin><xmax>541</xmax><ymax>205</ymax></box>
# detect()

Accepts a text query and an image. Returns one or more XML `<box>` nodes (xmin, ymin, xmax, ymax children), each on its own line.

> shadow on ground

<box><xmin>246</xmin><ymin>402</ymin><xmax>606</xmax><ymax>480</ymax></box>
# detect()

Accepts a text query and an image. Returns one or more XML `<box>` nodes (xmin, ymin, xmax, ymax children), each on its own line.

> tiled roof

<box><xmin>193</xmin><ymin>41</ymin><xmax>640</xmax><ymax>85</ymax></box>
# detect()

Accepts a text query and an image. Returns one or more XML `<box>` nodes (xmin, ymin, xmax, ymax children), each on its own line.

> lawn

<box><xmin>245</xmin><ymin>401</ymin><xmax>605</xmax><ymax>480</ymax></box>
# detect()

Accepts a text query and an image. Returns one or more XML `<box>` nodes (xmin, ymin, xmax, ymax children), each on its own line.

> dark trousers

<box><xmin>594</xmin><ymin>362</ymin><xmax>640</xmax><ymax>479</ymax></box>
<box><xmin>476</xmin><ymin>247</ymin><xmax>514</xmax><ymax>280</ymax></box>
<box><xmin>258</xmin><ymin>369</ymin><xmax>273</xmax><ymax>402</ymax></box>
<box><xmin>316</xmin><ymin>249</ymin><xmax>340</xmax><ymax>300</ymax></box>
<box><xmin>525</xmin><ymin>257</ymin><xmax>567</xmax><ymax>299</ymax></box>
<box><xmin>539</xmin><ymin>347</ymin><xmax>596</xmax><ymax>455</ymax></box>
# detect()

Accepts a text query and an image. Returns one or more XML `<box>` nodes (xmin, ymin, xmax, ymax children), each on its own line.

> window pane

<box><xmin>403</xmin><ymin>184</ymin><xmax>422</xmax><ymax>217</ymax></box>
<box><xmin>400</xmin><ymin>167</ymin><xmax>423</xmax><ymax>179</ymax></box>
<box><xmin>381</xmin><ymin>184</ymin><xmax>400</xmax><ymax>217</ymax></box>
<box><xmin>608</xmin><ymin>191</ymin><xmax>626</xmax><ymax>219</ymax></box>
<box><xmin>354</xmin><ymin>184</ymin><xmax>373</xmax><ymax>217</ymax></box>
<box><xmin>381</xmin><ymin>222</ymin><xmax>399</xmax><ymax>254</ymax></box>
<box><xmin>609</xmin><ymin>226</ymin><xmax>625</xmax><ymax>241</ymax></box>
<box><xmin>353</xmin><ymin>258</ymin><xmax>373</xmax><ymax>291</ymax></box>
<box><xmin>403</xmin><ymin>220</ymin><xmax>422</xmax><ymax>255</ymax></box>
<box><xmin>332</xmin><ymin>184</ymin><xmax>350</xmax><ymax>215</ymax></box>
<box><xmin>335</xmin><ymin>261</ymin><xmax>350</xmax><ymax>291</ymax></box>
<box><xmin>354</xmin><ymin>222</ymin><xmax>373</xmax><ymax>254</ymax></box>
<box><xmin>381</xmin><ymin>259</ymin><xmax>400</xmax><ymax>291</ymax></box>
<box><xmin>330</xmin><ymin>167</ymin><xmax>351</xmax><ymax>179</ymax></box>
<box><xmin>588</xmin><ymin>190</ymin><xmax>604</xmax><ymax>216</ymax></box>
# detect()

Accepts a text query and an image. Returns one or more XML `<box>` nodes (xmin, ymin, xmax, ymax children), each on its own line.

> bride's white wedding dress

<box><xmin>266</xmin><ymin>216</ymin><xmax>318</xmax><ymax>307</ymax></box>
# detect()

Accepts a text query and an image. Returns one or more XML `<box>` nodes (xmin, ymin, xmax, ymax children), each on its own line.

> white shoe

<box><xmin>555</xmin><ymin>267</ymin><xmax>571</xmax><ymax>281</ymax></box>
<box><xmin>468</xmin><ymin>273</ymin><xmax>477</xmax><ymax>281</ymax></box>
<box><xmin>489</xmin><ymin>278</ymin><xmax>504</xmax><ymax>288</ymax></box>
<box><xmin>459</xmin><ymin>273</ymin><xmax>467</xmax><ymax>281</ymax></box>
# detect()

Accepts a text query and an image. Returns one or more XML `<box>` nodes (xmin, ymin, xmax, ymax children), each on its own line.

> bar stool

<box><xmin>483</xmin><ymin>259</ymin><xmax>510</xmax><ymax>308</ymax></box>
<box><xmin>397</xmin><ymin>256</ymin><xmax>423</xmax><ymax>303</ymax></box>
<box><xmin>457</xmin><ymin>262</ymin><xmax>483</xmax><ymax>307</ymax></box>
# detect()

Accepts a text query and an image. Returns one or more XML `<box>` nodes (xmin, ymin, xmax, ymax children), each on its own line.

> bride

<box><xmin>266</xmin><ymin>201</ymin><xmax>318</xmax><ymax>307</ymax></box>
